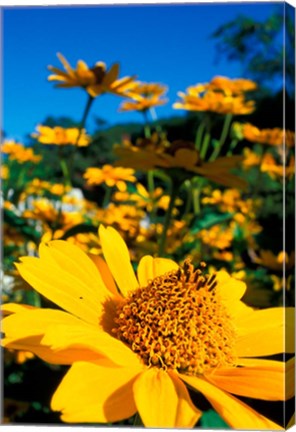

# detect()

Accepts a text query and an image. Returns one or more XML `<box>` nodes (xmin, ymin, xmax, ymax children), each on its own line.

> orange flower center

<box><xmin>112</xmin><ymin>260</ymin><xmax>236</xmax><ymax>375</ymax></box>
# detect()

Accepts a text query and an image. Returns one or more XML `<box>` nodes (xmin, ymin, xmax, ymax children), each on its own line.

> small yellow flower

<box><xmin>2</xmin><ymin>141</ymin><xmax>42</xmax><ymax>164</ymax></box>
<box><xmin>119</xmin><ymin>82</ymin><xmax>168</xmax><ymax>112</ymax></box>
<box><xmin>261</xmin><ymin>153</ymin><xmax>295</xmax><ymax>179</ymax></box>
<box><xmin>1</xmin><ymin>165</ymin><xmax>9</xmax><ymax>180</ymax></box>
<box><xmin>252</xmin><ymin>250</ymin><xmax>295</xmax><ymax>272</ymax></box>
<box><xmin>173</xmin><ymin>76</ymin><xmax>256</xmax><ymax>115</ymax></box>
<box><xmin>238</xmin><ymin>123</ymin><xmax>295</xmax><ymax>147</ymax></box>
<box><xmin>33</xmin><ymin>125</ymin><xmax>90</xmax><ymax>147</ymax></box>
<box><xmin>242</xmin><ymin>148</ymin><xmax>261</xmax><ymax>168</ymax></box>
<box><xmin>2</xmin><ymin>226</ymin><xmax>293</xmax><ymax>428</ymax></box>
<box><xmin>83</xmin><ymin>165</ymin><xmax>136</xmax><ymax>192</ymax></box>
<box><xmin>48</xmin><ymin>53</ymin><xmax>136</xmax><ymax>98</ymax></box>
<box><xmin>198</xmin><ymin>224</ymin><xmax>233</xmax><ymax>250</ymax></box>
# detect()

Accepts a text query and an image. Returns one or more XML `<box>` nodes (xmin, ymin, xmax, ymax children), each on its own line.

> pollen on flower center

<box><xmin>112</xmin><ymin>260</ymin><xmax>237</xmax><ymax>375</ymax></box>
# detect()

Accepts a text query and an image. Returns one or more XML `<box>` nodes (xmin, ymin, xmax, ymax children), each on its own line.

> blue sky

<box><xmin>2</xmin><ymin>2</ymin><xmax>280</xmax><ymax>141</ymax></box>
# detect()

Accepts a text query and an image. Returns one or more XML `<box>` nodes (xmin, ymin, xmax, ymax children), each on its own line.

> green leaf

<box><xmin>191</xmin><ymin>211</ymin><xmax>233</xmax><ymax>234</ymax></box>
<box><xmin>4</xmin><ymin>209</ymin><xmax>41</xmax><ymax>241</ymax></box>
<box><xmin>200</xmin><ymin>410</ymin><xmax>230</xmax><ymax>429</ymax></box>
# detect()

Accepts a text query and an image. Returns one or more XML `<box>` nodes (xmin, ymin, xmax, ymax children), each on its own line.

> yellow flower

<box><xmin>238</xmin><ymin>123</ymin><xmax>295</xmax><ymax>147</ymax></box>
<box><xmin>1</xmin><ymin>165</ymin><xmax>9</xmax><ymax>180</ymax></box>
<box><xmin>198</xmin><ymin>224</ymin><xmax>233</xmax><ymax>249</ymax></box>
<box><xmin>2</xmin><ymin>226</ymin><xmax>294</xmax><ymax>428</ymax></box>
<box><xmin>119</xmin><ymin>82</ymin><xmax>168</xmax><ymax>112</ymax></box>
<box><xmin>84</xmin><ymin>165</ymin><xmax>137</xmax><ymax>192</ymax></box>
<box><xmin>2</xmin><ymin>141</ymin><xmax>42</xmax><ymax>164</ymax></box>
<box><xmin>260</xmin><ymin>153</ymin><xmax>295</xmax><ymax>180</ymax></box>
<box><xmin>114</xmin><ymin>138</ymin><xmax>247</xmax><ymax>189</ymax></box>
<box><xmin>96</xmin><ymin>203</ymin><xmax>144</xmax><ymax>237</ymax></box>
<box><xmin>173</xmin><ymin>76</ymin><xmax>256</xmax><ymax>115</ymax></box>
<box><xmin>252</xmin><ymin>250</ymin><xmax>295</xmax><ymax>272</ymax></box>
<box><xmin>48</xmin><ymin>53</ymin><xmax>136</xmax><ymax>98</ymax></box>
<box><xmin>242</xmin><ymin>148</ymin><xmax>261</xmax><ymax>168</ymax></box>
<box><xmin>33</xmin><ymin>125</ymin><xmax>90</xmax><ymax>147</ymax></box>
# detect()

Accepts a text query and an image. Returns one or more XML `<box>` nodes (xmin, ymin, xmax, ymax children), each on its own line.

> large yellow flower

<box><xmin>48</xmin><ymin>53</ymin><xmax>136</xmax><ymax>98</ymax></box>
<box><xmin>235</xmin><ymin>123</ymin><xmax>295</xmax><ymax>148</ymax></box>
<box><xmin>2</xmin><ymin>226</ymin><xmax>294</xmax><ymax>428</ymax></box>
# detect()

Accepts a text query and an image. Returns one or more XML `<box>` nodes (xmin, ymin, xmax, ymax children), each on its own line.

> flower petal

<box><xmin>216</xmin><ymin>270</ymin><xmax>247</xmax><ymax>302</ymax></box>
<box><xmin>51</xmin><ymin>362</ymin><xmax>140</xmax><ymax>423</ymax></box>
<box><xmin>15</xmin><ymin>243</ymin><xmax>114</xmax><ymax>326</ymax></box>
<box><xmin>88</xmin><ymin>254</ymin><xmax>121</xmax><ymax>297</ymax></box>
<box><xmin>168</xmin><ymin>371</ymin><xmax>202</xmax><ymax>427</ymax></box>
<box><xmin>204</xmin><ymin>360</ymin><xmax>288</xmax><ymax>401</ymax></box>
<box><xmin>180</xmin><ymin>374</ymin><xmax>283</xmax><ymax>430</ymax></box>
<box><xmin>41</xmin><ymin>323</ymin><xmax>143</xmax><ymax>368</ymax></box>
<box><xmin>137</xmin><ymin>255</ymin><xmax>179</xmax><ymax>287</ymax></box>
<box><xmin>99</xmin><ymin>225</ymin><xmax>139</xmax><ymax>297</ymax></box>
<box><xmin>133</xmin><ymin>368</ymin><xmax>200</xmax><ymax>428</ymax></box>
<box><xmin>235</xmin><ymin>307</ymin><xmax>294</xmax><ymax>356</ymax></box>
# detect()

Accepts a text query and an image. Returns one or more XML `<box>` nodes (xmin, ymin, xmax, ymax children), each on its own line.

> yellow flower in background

<box><xmin>237</xmin><ymin>123</ymin><xmax>295</xmax><ymax>147</ymax></box>
<box><xmin>260</xmin><ymin>153</ymin><xmax>295</xmax><ymax>180</ymax></box>
<box><xmin>48</xmin><ymin>53</ymin><xmax>136</xmax><ymax>98</ymax></box>
<box><xmin>114</xmin><ymin>138</ymin><xmax>247</xmax><ymax>189</ymax></box>
<box><xmin>2</xmin><ymin>226</ymin><xmax>294</xmax><ymax>428</ymax></box>
<box><xmin>119</xmin><ymin>82</ymin><xmax>168</xmax><ymax>112</ymax></box>
<box><xmin>96</xmin><ymin>203</ymin><xmax>144</xmax><ymax>237</ymax></box>
<box><xmin>202</xmin><ymin>188</ymin><xmax>259</xmax><ymax>217</ymax></box>
<box><xmin>173</xmin><ymin>76</ymin><xmax>256</xmax><ymax>115</ymax></box>
<box><xmin>2</xmin><ymin>141</ymin><xmax>42</xmax><ymax>164</ymax></box>
<box><xmin>33</xmin><ymin>125</ymin><xmax>91</xmax><ymax>147</ymax></box>
<box><xmin>24</xmin><ymin>179</ymin><xmax>70</xmax><ymax>197</ymax></box>
<box><xmin>242</xmin><ymin>148</ymin><xmax>261</xmax><ymax>168</ymax></box>
<box><xmin>83</xmin><ymin>165</ymin><xmax>136</xmax><ymax>192</ymax></box>
<box><xmin>198</xmin><ymin>224</ymin><xmax>233</xmax><ymax>250</ymax></box>
<box><xmin>252</xmin><ymin>250</ymin><xmax>295</xmax><ymax>272</ymax></box>
<box><xmin>1</xmin><ymin>165</ymin><xmax>9</xmax><ymax>180</ymax></box>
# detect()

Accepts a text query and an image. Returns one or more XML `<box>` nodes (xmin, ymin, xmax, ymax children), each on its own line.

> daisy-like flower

<box><xmin>235</xmin><ymin>123</ymin><xmax>295</xmax><ymax>148</ymax></box>
<box><xmin>173</xmin><ymin>76</ymin><xmax>256</xmax><ymax>115</ymax></box>
<box><xmin>48</xmin><ymin>53</ymin><xmax>136</xmax><ymax>98</ymax></box>
<box><xmin>2</xmin><ymin>141</ymin><xmax>42</xmax><ymax>164</ymax></box>
<box><xmin>1</xmin><ymin>226</ymin><xmax>294</xmax><ymax>428</ymax></box>
<box><xmin>119</xmin><ymin>82</ymin><xmax>168</xmax><ymax>112</ymax></box>
<box><xmin>114</xmin><ymin>138</ymin><xmax>247</xmax><ymax>189</ymax></box>
<box><xmin>83</xmin><ymin>165</ymin><xmax>137</xmax><ymax>192</ymax></box>
<box><xmin>33</xmin><ymin>125</ymin><xmax>91</xmax><ymax>147</ymax></box>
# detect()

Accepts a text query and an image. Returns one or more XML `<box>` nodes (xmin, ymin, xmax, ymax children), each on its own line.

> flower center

<box><xmin>112</xmin><ymin>260</ymin><xmax>237</xmax><ymax>375</ymax></box>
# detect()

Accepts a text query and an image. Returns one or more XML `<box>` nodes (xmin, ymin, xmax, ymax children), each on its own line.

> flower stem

<box><xmin>76</xmin><ymin>95</ymin><xmax>95</xmax><ymax>145</ymax></box>
<box><xmin>209</xmin><ymin>113</ymin><xmax>233</xmax><ymax>161</ymax></box>
<box><xmin>60</xmin><ymin>158</ymin><xmax>72</xmax><ymax>188</ymax></box>
<box><xmin>200</xmin><ymin>131</ymin><xmax>211</xmax><ymax>160</ymax></box>
<box><xmin>227</xmin><ymin>139</ymin><xmax>238</xmax><ymax>156</ymax></box>
<box><xmin>158</xmin><ymin>180</ymin><xmax>179</xmax><ymax>256</ymax></box>
<box><xmin>133</xmin><ymin>413</ymin><xmax>143</xmax><ymax>426</ymax></box>
<box><xmin>195</xmin><ymin>120</ymin><xmax>206</xmax><ymax>151</ymax></box>
<box><xmin>102</xmin><ymin>185</ymin><xmax>112</xmax><ymax>208</ymax></box>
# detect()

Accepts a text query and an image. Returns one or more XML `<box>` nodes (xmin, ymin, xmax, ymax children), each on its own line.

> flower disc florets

<box><xmin>113</xmin><ymin>260</ymin><xmax>237</xmax><ymax>375</ymax></box>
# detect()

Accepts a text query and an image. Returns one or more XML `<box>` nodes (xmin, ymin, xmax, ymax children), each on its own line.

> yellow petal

<box><xmin>133</xmin><ymin>368</ymin><xmax>200</xmax><ymax>427</ymax></box>
<box><xmin>88</xmin><ymin>254</ymin><xmax>121</xmax><ymax>297</ymax></box>
<box><xmin>57</xmin><ymin>52</ymin><xmax>74</xmax><ymax>76</ymax></box>
<box><xmin>15</xmin><ymin>242</ymin><xmax>114</xmax><ymax>326</ymax></box>
<box><xmin>137</xmin><ymin>255</ymin><xmax>179</xmax><ymax>287</ymax></box>
<box><xmin>205</xmin><ymin>360</ymin><xmax>287</xmax><ymax>401</ymax></box>
<box><xmin>99</xmin><ymin>225</ymin><xmax>139</xmax><ymax>297</ymax></box>
<box><xmin>168</xmin><ymin>371</ymin><xmax>202</xmax><ymax>427</ymax></box>
<box><xmin>41</xmin><ymin>323</ymin><xmax>143</xmax><ymax>368</ymax></box>
<box><xmin>235</xmin><ymin>307</ymin><xmax>294</xmax><ymax>356</ymax></box>
<box><xmin>51</xmin><ymin>362</ymin><xmax>140</xmax><ymax>423</ymax></box>
<box><xmin>180</xmin><ymin>374</ymin><xmax>283</xmax><ymax>430</ymax></box>
<box><xmin>104</xmin><ymin>63</ymin><xmax>119</xmax><ymax>86</ymax></box>
<box><xmin>216</xmin><ymin>270</ymin><xmax>247</xmax><ymax>302</ymax></box>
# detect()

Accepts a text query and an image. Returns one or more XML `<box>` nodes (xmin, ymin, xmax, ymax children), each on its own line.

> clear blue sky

<box><xmin>3</xmin><ymin>2</ymin><xmax>280</xmax><ymax>141</ymax></box>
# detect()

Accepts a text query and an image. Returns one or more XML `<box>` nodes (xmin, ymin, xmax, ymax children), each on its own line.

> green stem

<box><xmin>158</xmin><ymin>181</ymin><xmax>179</xmax><ymax>256</ymax></box>
<box><xmin>133</xmin><ymin>413</ymin><xmax>143</xmax><ymax>426</ymax></box>
<box><xmin>192</xmin><ymin>180</ymin><xmax>201</xmax><ymax>215</ymax></box>
<box><xmin>200</xmin><ymin>132</ymin><xmax>211</xmax><ymax>160</ymax></box>
<box><xmin>142</xmin><ymin>110</ymin><xmax>152</xmax><ymax>139</ymax></box>
<box><xmin>195</xmin><ymin>120</ymin><xmax>206</xmax><ymax>151</ymax></box>
<box><xmin>226</xmin><ymin>139</ymin><xmax>238</xmax><ymax>156</ymax></box>
<box><xmin>76</xmin><ymin>95</ymin><xmax>95</xmax><ymax>145</ymax></box>
<box><xmin>60</xmin><ymin>158</ymin><xmax>71</xmax><ymax>188</ymax></box>
<box><xmin>147</xmin><ymin>170</ymin><xmax>157</xmax><ymax>223</ymax></box>
<box><xmin>209</xmin><ymin>113</ymin><xmax>233</xmax><ymax>161</ymax></box>
<box><xmin>102</xmin><ymin>186</ymin><xmax>112</xmax><ymax>208</ymax></box>
<box><xmin>183</xmin><ymin>180</ymin><xmax>193</xmax><ymax>218</ymax></box>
